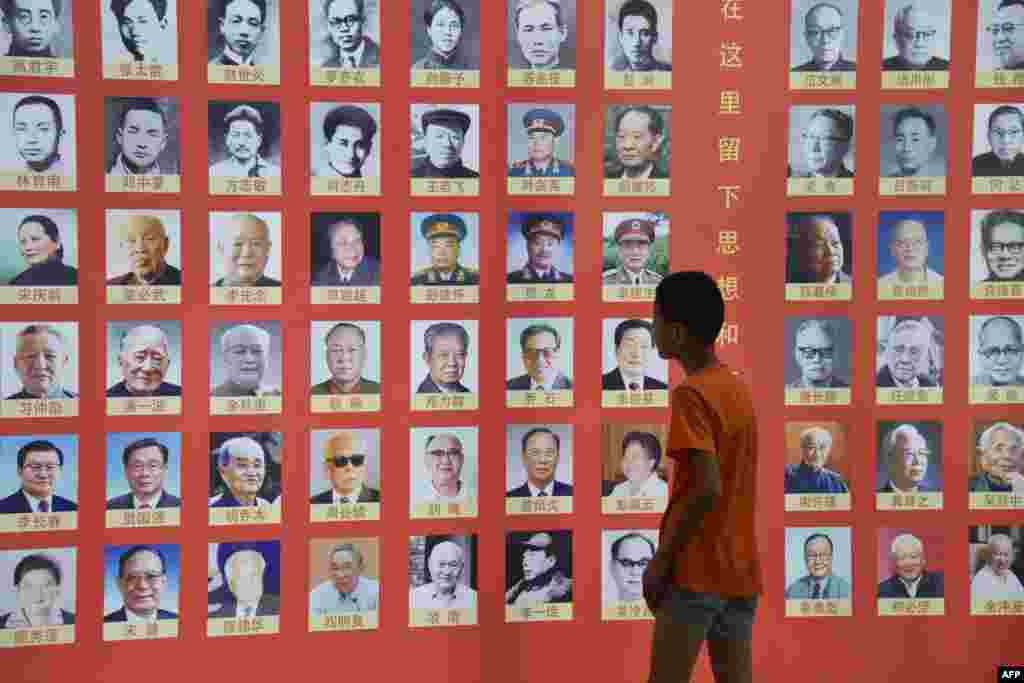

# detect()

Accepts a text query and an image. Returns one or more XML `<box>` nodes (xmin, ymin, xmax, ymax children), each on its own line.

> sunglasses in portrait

<box><xmin>327</xmin><ymin>454</ymin><xmax>366</xmax><ymax>468</ymax></box>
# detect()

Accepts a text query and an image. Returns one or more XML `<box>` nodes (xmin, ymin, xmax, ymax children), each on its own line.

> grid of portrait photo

<box><xmin>0</xmin><ymin>0</ymin><xmax>684</xmax><ymax>648</ymax></box>
<box><xmin>784</xmin><ymin>0</ymin><xmax>1024</xmax><ymax>621</ymax></box>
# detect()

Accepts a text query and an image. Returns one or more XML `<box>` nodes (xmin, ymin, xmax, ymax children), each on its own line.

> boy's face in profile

<box><xmin>652</xmin><ymin>308</ymin><xmax>682</xmax><ymax>361</ymax></box>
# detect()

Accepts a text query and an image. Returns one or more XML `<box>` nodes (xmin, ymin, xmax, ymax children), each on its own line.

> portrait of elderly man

<box><xmin>410</xmin><ymin>539</ymin><xmax>476</xmax><ymax>609</ymax></box>
<box><xmin>971</xmin><ymin>534</ymin><xmax>1024</xmax><ymax>599</ymax></box>
<box><xmin>0</xmin><ymin>439</ymin><xmax>76</xmax><ymax>513</ymax></box>
<box><xmin>211</xmin><ymin>324</ymin><xmax>281</xmax><ymax>397</ymax></box>
<box><xmin>785</xmin><ymin>534</ymin><xmax>852</xmax><ymax>599</ymax></box>
<box><xmin>973</xmin><ymin>105</ymin><xmax>1024</xmax><ymax>176</ymax></box>
<box><xmin>416</xmin><ymin>322</ymin><xmax>471</xmax><ymax>394</ymax></box>
<box><xmin>883</xmin><ymin>107</ymin><xmax>944</xmax><ymax>178</ymax></box>
<box><xmin>312</xmin><ymin>323</ymin><xmax>380</xmax><ymax>396</ymax></box>
<box><xmin>878</xmin><ymin>217</ymin><xmax>943</xmax><ymax>287</ymax></box>
<box><xmin>412</xmin><ymin>0</ymin><xmax>474</xmax><ymax>69</ymax></box>
<box><xmin>510</xmin><ymin>0</ymin><xmax>571</xmax><ymax>70</ymax></box>
<box><xmin>314</xmin><ymin>105</ymin><xmax>376</xmax><ymax>179</ymax></box>
<box><xmin>603</xmin><ymin>218</ymin><xmax>663</xmax><ymax>286</ymax></box>
<box><xmin>876</xmin><ymin>318</ymin><xmax>939</xmax><ymax>388</ymax></box>
<box><xmin>106</xmin><ymin>437</ymin><xmax>181</xmax><ymax>510</ymax></box>
<box><xmin>10</xmin><ymin>214</ymin><xmax>77</xmax><ymax>286</ymax></box>
<box><xmin>973</xmin><ymin>316</ymin><xmax>1024</xmax><ymax>387</ymax></box>
<box><xmin>10</xmin><ymin>94</ymin><xmax>68</xmax><ymax>174</ymax></box>
<box><xmin>411</xmin><ymin>108</ymin><xmax>478</xmax><ymax>179</ymax></box>
<box><xmin>784</xmin><ymin>426</ymin><xmax>850</xmax><ymax>494</ymax></box>
<box><xmin>209</xmin><ymin>0</ymin><xmax>269</xmax><ymax>66</ymax></box>
<box><xmin>508</xmin><ymin>108</ymin><xmax>574</xmax><ymax>178</ymax></box>
<box><xmin>607</xmin><ymin>533</ymin><xmax>655</xmax><ymax>602</ymax></box>
<box><xmin>319</xmin><ymin>0</ymin><xmax>379</xmax><ymax>68</ymax></box>
<box><xmin>978</xmin><ymin>210</ymin><xmax>1024</xmax><ymax>282</ymax></box>
<box><xmin>107</xmin><ymin>324</ymin><xmax>181</xmax><ymax>398</ymax></box>
<box><xmin>969</xmin><ymin>422</ymin><xmax>1024</xmax><ymax>493</ymax></box>
<box><xmin>507</xmin><ymin>323</ymin><xmax>573</xmax><ymax>391</ymax></box>
<box><xmin>0</xmin><ymin>553</ymin><xmax>73</xmax><ymax>628</ymax></box>
<box><xmin>877</xmin><ymin>424</ymin><xmax>935</xmax><ymax>493</ymax></box>
<box><xmin>602</xmin><ymin>319</ymin><xmax>667</xmax><ymax>392</ymax></box>
<box><xmin>508</xmin><ymin>214</ymin><xmax>573</xmax><ymax>284</ymax></box>
<box><xmin>210</xmin><ymin>546</ymin><xmax>279</xmax><ymax>618</ymax></box>
<box><xmin>310</xmin><ymin>543</ymin><xmax>380</xmax><ymax>614</ymax></box>
<box><xmin>107</xmin><ymin>214</ymin><xmax>181</xmax><ymax>286</ymax></box>
<box><xmin>107</xmin><ymin>97</ymin><xmax>170</xmax><ymax>177</ymax></box>
<box><xmin>411</xmin><ymin>214</ymin><xmax>479</xmax><ymax>285</ymax></box>
<box><xmin>104</xmin><ymin>545</ymin><xmax>178</xmax><ymax>623</ymax></box>
<box><xmin>312</xmin><ymin>215</ymin><xmax>380</xmax><ymax>286</ymax></box>
<box><xmin>609</xmin><ymin>431</ymin><xmax>666</xmax><ymax>498</ymax></box>
<box><xmin>7</xmin><ymin>323</ymin><xmax>76</xmax><ymax>400</ymax></box>
<box><xmin>506</xmin><ymin>532</ymin><xmax>572</xmax><ymax>606</ymax></box>
<box><xmin>209</xmin><ymin>436</ymin><xmax>274</xmax><ymax>508</ymax></box>
<box><xmin>882</xmin><ymin>3</ymin><xmax>950</xmax><ymax>70</ymax></box>
<box><xmin>877</xmin><ymin>533</ymin><xmax>944</xmax><ymax>598</ymax></box>
<box><xmin>209</xmin><ymin>105</ymin><xmax>280</xmax><ymax>178</ymax></box>
<box><xmin>987</xmin><ymin>0</ymin><xmax>1024</xmax><ymax>70</ymax></box>
<box><xmin>2</xmin><ymin>0</ymin><xmax>64</xmax><ymax>58</ymax></box>
<box><xmin>109</xmin><ymin>0</ymin><xmax>171</xmax><ymax>64</ymax></box>
<box><xmin>790</xmin><ymin>108</ymin><xmax>854</xmax><ymax>178</ymax></box>
<box><xmin>414</xmin><ymin>433</ymin><xmax>473</xmax><ymax>502</ymax></box>
<box><xmin>792</xmin><ymin>2</ymin><xmax>856</xmax><ymax>71</ymax></box>
<box><xmin>604</xmin><ymin>105</ymin><xmax>668</xmax><ymax>179</ymax></box>
<box><xmin>787</xmin><ymin>214</ymin><xmax>850</xmax><ymax>285</ymax></box>
<box><xmin>610</xmin><ymin>0</ymin><xmax>670</xmax><ymax>71</ymax></box>
<box><xmin>310</xmin><ymin>431</ymin><xmax>380</xmax><ymax>504</ymax></box>
<box><xmin>507</xmin><ymin>427</ymin><xmax>573</xmax><ymax>497</ymax></box>
<box><xmin>212</xmin><ymin>214</ymin><xmax>279</xmax><ymax>287</ymax></box>
<box><xmin>787</xmin><ymin>319</ymin><xmax>849</xmax><ymax>389</ymax></box>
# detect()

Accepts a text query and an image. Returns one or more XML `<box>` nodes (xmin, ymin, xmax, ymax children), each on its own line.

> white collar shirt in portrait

<box><xmin>610</xmin><ymin>475</ymin><xmax>668</xmax><ymax>498</ymax></box>
<box><xmin>4</xmin><ymin>605</ymin><xmax>63</xmax><ymax>628</ymax></box>
<box><xmin>22</xmin><ymin>490</ymin><xmax>54</xmax><ymax>513</ymax></box>
<box><xmin>527</xmin><ymin>480</ymin><xmax>556</xmax><ymax>497</ymax></box>
<box><xmin>222</xmin><ymin>46</ymin><xmax>256</xmax><ymax>66</ymax></box>
<box><xmin>409</xmin><ymin>582</ymin><xmax>476</xmax><ymax>609</ymax></box>
<box><xmin>338</xmin><ymin>41</ymin><xmax>366</xmax><ymax>68</ymax></box>
<box><xmin>530</xmin><ymin>378</ymin><xmax>557</xmax><ymax>392</ymax></box>
<box><xmin>309</xmin><ymin>577</ymin><xmax>380</xmax><ymax>614</ymax></box>
<box><xmin>877</xmin><ymin>268</ymin><xmax>944</xmax><ymax>286</ymax></box>
<box><xmin>890</xmin><ymin>373</ymin><xmax>920</xmax><ymax>389</ymax></box>
<box><xmin>412</xmin><ymin>478</ymin><xmax>473</xmax><ymax>503</ymax></box>
<box><xmin>133</xmin><ymin>493</ymin><xmax>162</xmax><ymax>509</ymax></box>
<box><xmin>886</xmin><ymin>480</ymin><xmax>920</xmax><ymax>493</ymax></box>
<box><xmin>236</xmin><ymin>601</ymin><xmax>259</xmax><ymax>618</ymax></box>
<box><xmin>125</xmin><ymin>607</ymin><xmax>159</xmax><ymax>624</ymax></box>
<box><xmin>618</xmin><ymin>163</ymin><xmax>654</xmax><ymax>180</ymax></box>
<box><xmin>899</xmin><ymin>574</ymin><xmax>923</xmax><ymax>598</ymax></box>
<box><xmin>331</xmin><ymin>486</ymin><xmax>365</xmax><ymax>505</ymax></box>
<box><xmin>970</xmin><ymin>564</ymin><xmax>1024</xmax><ymax>599</ymax></box>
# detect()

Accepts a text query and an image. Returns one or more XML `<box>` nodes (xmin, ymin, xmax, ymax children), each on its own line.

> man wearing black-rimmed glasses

<box><xmin>787</xmin><ymin>319</ymin><xmax>849</xmax><ymax>388</ymax></box>
<box><xmin>319</xmin><ymin>0</ymin><xmax>379</xmax><ymax>68</ymax></box>
<box><xmin>973</xmin><ymin>316</ymin><xmax>1024</xmax><ymax>387</ymax></box>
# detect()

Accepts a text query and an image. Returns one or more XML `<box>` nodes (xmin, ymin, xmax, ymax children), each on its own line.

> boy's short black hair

<box><xmin>654</xmin><ymin>271</ymin><xmax>724</xmax><ymax>346</ymax></box>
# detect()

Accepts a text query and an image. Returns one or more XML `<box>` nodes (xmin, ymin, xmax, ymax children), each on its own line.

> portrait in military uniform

<box><xmin>209</xmin><ymin>212</ymin><xmax>281</xmax><ymax>288</ymax></box>
<box><xmin>208</xmin><ymin>322</ymin><xmax>282</xmax><ymax>398</ymax></box>
<box><xmin>785</xmin><ymin>212</ymin><xmax>852</xmax><ymax>286</ymax></box>
<box><xmin>783</xmin><ymin>317</ymin><xmax>852</xmax><ymax>389</ymax></box>
<box><xmin>505</xmin><ymin>531</ymin><xmax>573</xmax><ymax>608</ymax></box>
<box><xmin>603</xmin><ymin>104</ymin><xmax>670</xmax><ymax>180</ymax></box>
<box><xmin>507</xmin><ymin>0</ymin><xmax>576</xmax><ymax>70</ymax></box>
<box><xmin>310</xmin><ymin>102</ymin><xmax>380</xmax><ymax>180</ymax></box>
<box><xmin>507</xmin><ymin>104</ymin><xmax>575</xmax><ymax>179</ymax></box>
<box><xmin>309</xmin><ymin>0</ymin><xmax>381</xmax><ymax>70</ymax></box>
<box><xmin>1</xmin><ymin>322</ymin><xmax>79</xmax><ymax>401</ymax></box>
<box><xmin>103</xmin><ymin>96</ymin><xmax>180</xmax><ymax>181</ymax></box>
<box><xmin>0</xmin><ymin>548</ymin><xmax>77</xmax><ymax>634</ymax></box>
<box><xmin>309</xmin><ymin>321</ymin><xmax>381</xmax><ymax>396</ymax></box>
<box><xmin>977</xmin><ymin>0</ymin><xmax>1024</xmax><ymax>74</ymax></box>
<box><xmin>881</xmin><ymin>1</ymin><xmax>951</xmax><ymax>72</ymax></box>
<box><xmin>409</xmin><ymin>320</ymin><xmax>479</xmax><ymax>395</ymax></box>
<box><xmin>105</xmin><ymin>210</ymin><xmax>181</xmax><ymax>291</ymax></box>
<box><xmin>207</xmin><ymin>102</ymin><xmax>281</xmax><ymax>181</ymax></box>
<box><xmin>874</xmin><ymin>422</ymin><xmax>943</xmax><ymax>494</ymax></box>
<box><xmin>105</xmin><ymin>321</ymin><xmax>183</xmax><ymax>399</ymax></box>
<box><xmin>206</xmin><ymin>0</ymin><xmax>279</xmax><ymax>69</ymax></box>
<box><xmin>507</xmin><ymin>213</ymin><xmax>574</xmax><ymax>284</ymax></box>
<box><xmin>0</xmin><ymin>434</ymin><xmax>79</xmax><ymax>516</ymax></box>
<box><xmin>409</xmin><ymin>0</ymin><xmax>480</xmax><ymax>71</ymax></box>
<box><xmin>311</xmin><ymin>212</ymin><xmax>381</xmax><ymax>288</ymax></box>
<box><xmin>788</xmin><ymin>105</ymin><xmax>856</xmax><ymax>178</ymax></box>
<box><xmin>410</xmin><ymin>213</ymin><xmax>479</xmax><ymax>287</ymax></box>
<box><xmin>972</xmin><ymin>103</ymin><xmax>1024</xmax><ymax>177</ymax></box>
<box><xmin>0</xmin><ymin>208</ymin><xmax>78</xmax><ymax>288</ymax></box>
<box><xmin>789</xmin><ymin>0</ymin><xmax>858</xmax><ymax>72</ymax></box>
<box><xmin>879</xmin><ymin>105</ymin><xmax>948</xmax><ymax>179</ymax></box>
<box><xmin>970</xmin><ymin>209</ymin><xmax>1024</xmax><ymax>286</ymax></box>
<box><xmin>0</xmin><ymin>93</ymin><xmax>77</xmax><ymax>183</ymax></box>
<box><xmin>410</xmin><ymin>105</ymin><xmax>479</xmax><ymax>179</ymax></box>
<box><xmin>604</xmin><ymin>0</ymin><xmax>672</xmax><ymax>72</ymax></box>
<box><xmin>101</xmin><ymin>0</ymin><xmax>178</xmax><ymax>74</ymax></box>
<box><xmin>602</xmin><ymin>530</ymin><xmax>658</xmax><ymax>606</ymax></box>
<box><xmin>208</xmin><ymin>433</ymin><xmax>282</xmax><ymax>510</ymax></box>
<box><xmin>601</xmin><ymin>213</ymin><xmax>668</xmax><ymax>286</ymax></box>
<box><xmin>0</xmin><ymin>0</ymin><xmax>74</xmax><ymax>64</ymax></box>
<box><xmin>601</xmin><ymin>318</ymin><xmax>668</xmax><ymax>391</ymax></box>
<box><xmin>506</xmin><ymin>317</ymin><xmax>574</xmax><ymax>391</ymax></box>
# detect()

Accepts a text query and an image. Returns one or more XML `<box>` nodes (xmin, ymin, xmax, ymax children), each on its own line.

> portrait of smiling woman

<box><xmin>9</xmin><ymin>213</ymin><xmax>77</xmax><ymax>286</ymax></box>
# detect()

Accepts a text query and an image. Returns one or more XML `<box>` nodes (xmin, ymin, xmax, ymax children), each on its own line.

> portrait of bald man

<box><xmin>106</xmin><ymin>213</ymin><xmax>182</xmax><ymax>287</ymax></box>
<box><xmin>972</xmin><ymin>315</ymin><xmax>1024</xmax><ymax>387</ymax></box>
<box><xmin>877</xmin><ymin>532</ymin><xmax>944</xmax><ymax>599</ymax></box>
<box><xmin>409</xmin><ymin>536</ymin><xmax>477</xmax><ymax>609</ymax></box>
<box><xmin>970</xmin><ymin>532</ymin><xmax>1024</xmax><ymax>599</ymax></box>
<box><xmin>876</xmin><ymin>423</ymin><xmax>940</xmax><ymax>493</ymax></box>
<box><xmin>210</xmin><ymin>323</ymin><xmax>281</xmax><ymax>397</ymax></box>
<box><xmin>211</xmin><ymin>213</ymin><xmax>279</xmax><ymax>288</ymax></box>
<box><xmin>1</xmin><ymin>0</ymin><xmax>73</xmax><ymax>60</ymax></box>
<box><xmin>5</xmin><ymin>322</ymin><xmax>77</xmax><ymax>400</ymax></box>
<box><xmin>311</xmin><ymin>213</ymin><xmax>381</xmax><ymax>287</ymax></box>
<box><xmin>310</xmin><ymin>541</ymin><xmax>380</xmax><ymax>615</ymax></box>
<box><xmin>209</xmin><ymin>543</ymin><xmax>280</xmax><ymax>619</ymax></box>
<box><xmin>877</xmin><ymin>213</ymin><xmax>944</xmax><ymax>288</ymax></box>
<box><xmin>969</xmin><ymin>421</ymin><xmax>1024</xmax><ymax>493</ymax></box>
<box><xmin>310</xmin><ymin>430</ymin><xmax>380</xmax><ymax>504</ymax></box>
<box><xmin>312</xmin><ymin>0</ymin><xmax>380</xmax><ymax>69</ymax></box>
<box><xmin>106</xmin><ymin>323</ymin><xmax>181</xmax><ymax>397</ymax></box>
<box><xmin>311</xmin><ymin>322</ymin><xmax>380</xmax><ymax>396</ymax></box>
<box><xmin>882</xmin><ymin>1</ymin><xmax>951</xmax><ymax>71</ymax></box>
<box><xmin>411</xmin><ymin>430</ymin><xmax>477</xmax><ymax>506</ymax></box>
<box><xmin>786</xmin><ymin>213</ymin><xmax>852</xmax><ymax>285</ymax></box>
<box><xmin>791</xmin><ymin>0</ymin><xmax>857</xmax><ymax>71</ymax></box>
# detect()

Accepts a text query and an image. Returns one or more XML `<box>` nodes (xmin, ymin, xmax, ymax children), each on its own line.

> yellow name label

<box><xmin>309</xmin><ymin>502</ymin><xmax>381</xmax><ymax>523</ymax></box>
<box><xmin>0</xmin><ymin>286</ymin><xmax>77</xmax><ymax>305</ymax></box>
<box><xmin>506</xmin><ymin>496</ymin><xmax>573</xmax><ymax>516</ymax></box>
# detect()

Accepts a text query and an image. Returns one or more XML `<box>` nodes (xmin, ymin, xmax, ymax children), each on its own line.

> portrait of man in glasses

<box><xmin>788</xmin><ymin>107</ymin><xmax>855</xmax><ymax>178</ymax></box>
<box><xmin>975</xmin><ymin>210</ymin><xmax>1024</xmax><ymax>283</ymax></box>
<box><xmin>103</xmin><ymin>545</ymin><xmax>178</xmax><ymax>624</ymax></box>
<box><xmin>791</xmin><ymin>1</ymin><xmax>856</xmax><ymax>72</ymax></box>
<box><xmin>507</xmin><ymin>322</ymin><xmax>573</xmax><ymax>391</ymax></box>
<box><xmin>882</xmin><ymin>2</ymin><xmax>950</xmax><ymax>71</ymax></box>
<box><xmin>785</xmin><ymin>531</ymin><xmax>852</xmax><ymax>600</ymax></box>
<box><xmin>786</xmin><ymin>319</ymin><xmax>849</xmax><ymax>389</ymax></box>
<box><xmin>983</xmin><ymin>0</ymin><xmax>1024</xmax><ymax>71</ymax></box>
<box><xmin>316</xmin><ymin>0</ymin><xmax>379</xmax><ymax>69</ymax></box>
<box><xmin>972</xmin><ymin>316</ymin><xmax>1024</xmax><ymax>387</ymax></box>
<box><xmin>310</xmin><ymin>431</ymin><xmax>379</xmax><ymax>504</ymax></box>
<box><xmin>106</xmin><ymin>436</ymin><xmax>181</xmax><ymax>510</ymax></box>
<box><xmin>973</xmin><ymin>104</ymin><xmax>1024</xmax><ymax>176</ymax></box>
<box><xmin>605</xmin><ymin>531</ymin><xmax>656</xmax><ymax>603</ymax></box>
<box><xmin>0</xmin><ymin>438</ymin><xmax>77</xmax><ymax>514</ymax></box>
<box><xmin>876</xmin><ymin>317</ymin><xmax>941</xmax><ymax>389</ymax></box>
<box><xmin>412</xmin><ymin>431</ymin><xmax>475</xmax><ymax>504</ymax></box>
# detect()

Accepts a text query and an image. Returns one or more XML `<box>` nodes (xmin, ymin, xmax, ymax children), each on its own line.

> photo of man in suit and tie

<box><xmin>877</xmin><ymin>532</ymin><xmax>944</xmax><ymax>599</ymax></box>
<box><xmin>311</xmin><ymin>213</ymin><xmax>381</xmax><ymax>287</ymax></box>
<box><xmin>415</xmin><ymin>322</ymin><xmax>473</xmax><ymax>394</ymax></box>
<box><xmin>316</xmin><ymin>0</ymin><xmax>380</xmax><ymax>68</ymax></box>
<box><xmin>784</xmin><ymin>531</ymin><xmax>852</xmax><ymax>600</ymax></box>
<box><xmin>106</xmin><ymin>436</ymin><xmax>181</xmax><ymax>511</ymax></box>
<box><xmin>208</xmin><ymin>0</ymin><xmax>275</xmax><ymax>68</ymax></box>
<box><xmin>0</xmin><ymin>551</ymin><xmax>75</xmax><ymax>630</ymax></box>
<box><xmin>507</xmin><ymin>321</ymin><xmax>573</xmax><ymax>391</ymax></box>
<box><xmin>506</xmin><ymin>426</ymin><xmax>573</xmax><ymax>498</ymax></box>
<box><xmin>309</xmin><ymin>431</ymin><xmax>380</xmax><ymax>505</ymax></box>
<box><xmin>602</xmin><ymin>318</ymin><xmax>668</xmax><ymax>392</ymax></box>
<box><xmin>103</xmin><ymin>545</ymin><xmax>178</xmax><ymax>624</ymax></box>
<box><xmin>208</xmin><ymin>542</ymin><xmax>280</xmax><ymax>619</ymax></box>
<box><xmin>0</xmin><ymin>438</ymin><xmax>77</xmax><ymax>514</ymax></box>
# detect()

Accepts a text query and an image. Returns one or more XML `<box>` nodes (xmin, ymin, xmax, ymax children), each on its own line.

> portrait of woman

<box><xmin>609</xmin><ymin>431</ymin><xmax>667</xmax><ymax>498</ymax></box>
<box><xmin>10</xmin><ymin>215</ymin><xmax>77</xmax><ymax>286</ymax></box>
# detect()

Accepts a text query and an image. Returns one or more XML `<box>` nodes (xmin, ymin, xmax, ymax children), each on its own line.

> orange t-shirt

<box><xmin>665</xmin><ymin>364</ymin><xmax>763</xmax><ymax>597</ymax></box>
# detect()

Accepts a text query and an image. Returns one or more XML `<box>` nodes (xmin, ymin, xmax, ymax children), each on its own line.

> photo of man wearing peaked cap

<box><xmin>509</xmin><ymin>107</ymin><xmax>574</xmax><ymax>177</ymax></box>
<box><xmin>411</xmin><ymin>214</ymin><xmax>479</xmax><ymax>286</ymax></box>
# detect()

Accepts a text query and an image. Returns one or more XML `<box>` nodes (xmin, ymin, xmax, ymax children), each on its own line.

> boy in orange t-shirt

<box><xmin>644</xmin><ymin>271</ymin><xmax>762</xmax><ymax>683</ymax></box>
